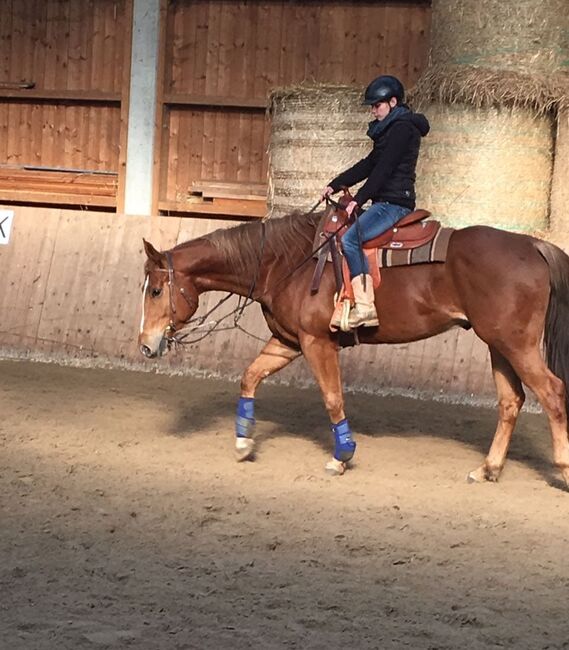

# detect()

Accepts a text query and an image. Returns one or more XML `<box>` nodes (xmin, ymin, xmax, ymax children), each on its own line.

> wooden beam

<box><xmin>164</xmin><ymin>93</ymin><xmax>267</xmax><ymax>110</ymax></box>
<box><xmin>191</xmin><ymin>180</ymin><xmax>267</xmax><ymax>200</ymax></box>
<box><xmin>0</xmin><ymin>89</ymin><xmax>121</xmax><ymax>103</ymax></box>
<box><xmin>0</xmin><ymin>81</ymin><xmax>35</xmax><ymax>89</ymax></box>
<box><xmin>0</xmin><ymin>189</ymin><xmax>117</xmax><ymax>207</ymax></box>
<box><xmin>152</xmin><ymin>0</ymin><xmax>170</xmax><ymax>216</ymax></box>
<box><xmin>117</xmin><ymin>0</ymin><xmax>135</xmax><ymax>213</ymax></box>
<box><xmin>158</xmin><ymin>198</ymin><xmax>266</xmax><ymax>218</ymax></box>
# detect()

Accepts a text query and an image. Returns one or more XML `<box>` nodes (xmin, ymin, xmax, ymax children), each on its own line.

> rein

<box><xmin>159</xmin><ymin>196</ymin><xmax>348</xmax><ymax>347</ymax></box>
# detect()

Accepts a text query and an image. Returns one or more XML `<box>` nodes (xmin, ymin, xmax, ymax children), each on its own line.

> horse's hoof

<box><xmin>325</xmin><ymin>458</ymin><xmax>346</xmax><ymax>476</ymax></box>
<box><xmin>235</xmin><ymin>437</ymin><xmax>255</xmax><ymax>462</ymax></box>
<box><xmin>467</xmin><ymin>465</ymin><xmax>500</xmax><ymax>483</ymax></box>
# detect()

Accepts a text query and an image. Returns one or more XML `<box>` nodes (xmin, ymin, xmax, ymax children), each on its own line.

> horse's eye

<box><xmin>151</xmin><ymin>287</ymin><xmax>162</xmax><ymax>298</ymax></box>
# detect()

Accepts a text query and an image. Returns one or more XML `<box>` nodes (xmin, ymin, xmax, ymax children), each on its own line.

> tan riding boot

<box><xmin>348</xmin><ymin>274</ymin><xmax>379</xmax><ymax>328</ymax></box>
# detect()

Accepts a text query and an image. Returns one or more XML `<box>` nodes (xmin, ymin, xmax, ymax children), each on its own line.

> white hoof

<box><xmin>235</xmin><ymin>437</ymin><xmax>255</xmax><ymax>462</ymax></box>
<box><xmin>325</xmin><ymin>458</ymin><xmax>346</xmax><ymax>476</ymax></box>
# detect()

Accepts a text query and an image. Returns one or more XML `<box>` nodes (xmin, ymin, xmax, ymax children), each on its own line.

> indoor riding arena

<box><xmin>2</xmin><ymin>1</ymin><xmax>569</xmax><ymax>649</ymax></box>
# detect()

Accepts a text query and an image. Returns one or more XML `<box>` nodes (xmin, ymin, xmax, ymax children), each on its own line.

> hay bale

<box><xmin>415</xmin><ymin>102</ymin><xmax>554</xmax><ymax>231</ymax></box>
<box><xmin>268</xmin><ymin>85</ymin><xmax>370</xmax><ymax>216</ymax></box>
<box><xmin>550</xmin><ymin>108</ymin><xmax>569</xmax><ymax>241</ymax></box>
<box><xmin>430</xmin><ymin>0</ymin><xmax>568</xmax><ymax>74</ymax></box>
<box><xmin>409</xmin><ymin>0</ymin><xmax>567</xmax><ymax>236</ymax></box>
<box><xmin>410</xmin><ymin>64</ymin><xmax>569</xmax><ymax>115</ymax></box>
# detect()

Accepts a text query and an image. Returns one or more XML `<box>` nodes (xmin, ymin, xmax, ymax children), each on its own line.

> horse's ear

<box><xmin>143</xmin><ymin>239</ymin><xmax>165</xmax><ymax>267</ymax></box>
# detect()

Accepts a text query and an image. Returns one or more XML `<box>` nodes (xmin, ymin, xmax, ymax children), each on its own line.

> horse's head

<box><xmin>138</xmin><ymin>239</ymin><xmax>199</xmax><ymax>358</ymax></box>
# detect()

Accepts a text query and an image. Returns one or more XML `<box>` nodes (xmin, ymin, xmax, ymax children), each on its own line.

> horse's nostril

<box><xmin>140</xmin><ymin>344</ymin><xmax>153</xmax><ymax>358</ymax></box>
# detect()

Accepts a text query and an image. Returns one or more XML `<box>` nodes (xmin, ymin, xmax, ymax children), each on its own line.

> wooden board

<box><xmin>0</xmin><ymin>166</ymin><xmax>118</xmax><ymax>207</ymax></box>
<box><xmin>0</xmin><ymin>0</ymin><xmax>129</xmax><ymax>210</ymax></box>
<box><xmin>159</xmin><ymin>198</ymin><xmax>266</xmax><ymax>218</ymax></box>
<box><xmin>191</xmin><ymin>180</ymin><xmax>267</xmax><ymax>201</ymax></box>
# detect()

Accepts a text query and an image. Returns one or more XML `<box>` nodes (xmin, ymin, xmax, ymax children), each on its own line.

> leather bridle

<box><xmin>162</xmin><ymin>251</ymin><xmax>198</xmax><ymax>337</ymax></box>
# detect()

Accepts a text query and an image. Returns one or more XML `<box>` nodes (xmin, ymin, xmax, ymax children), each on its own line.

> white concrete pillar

<box><xmin>124</xmin><ymin>0</ymin><xmax>160</xmax><ymax>216</ymax></box>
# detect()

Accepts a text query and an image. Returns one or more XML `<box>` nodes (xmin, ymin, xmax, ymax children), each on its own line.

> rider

<box><xmin>322</xmin><ymin>75</ymin><xmax>430</xmax><ymax>329</ymax></box>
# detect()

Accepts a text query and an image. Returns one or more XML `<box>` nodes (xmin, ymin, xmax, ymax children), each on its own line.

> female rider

<box><xmin>322</xmin><ymin>75</ymin><xmax>430</xmax><ymax>329</ymax></box>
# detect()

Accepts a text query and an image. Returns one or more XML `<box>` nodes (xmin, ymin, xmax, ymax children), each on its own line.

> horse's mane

<box><xmin>194</xmin><ymin>210</ymin><xmax>322</xmax><ymax>275</ymax></box>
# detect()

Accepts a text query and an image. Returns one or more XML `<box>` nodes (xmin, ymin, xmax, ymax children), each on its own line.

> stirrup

<box><xmin>329</xmin><ymin>298</ymin><xmax>351</xmax><ymax>332</ymax></box>
<box><xmin>340</xmin><ymin>299</ymin><xmax>351</xmax><ymax>332</ymax></box>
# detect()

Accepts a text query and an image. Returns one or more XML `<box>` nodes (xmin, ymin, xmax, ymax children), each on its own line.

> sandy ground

<box><xmin>1</xmin><ymin>358</ymin><xmax>569</xmax><ymax>650</ymax></box>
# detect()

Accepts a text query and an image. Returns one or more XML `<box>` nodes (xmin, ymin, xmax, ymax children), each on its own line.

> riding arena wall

<box><xmin>1</xmin><ymin>0</ymin><xmax>567</xmax><ymax>406</ymax></box>
<box><xmin>1</xmin><ymin>204</ymin><xmax>498</xmax><ymax>405</ymax></box>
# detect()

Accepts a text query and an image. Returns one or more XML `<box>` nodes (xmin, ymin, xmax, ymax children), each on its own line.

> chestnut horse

<box><xmin>138</xmin><ymin>209</ymin><xmax>569</xmax><ymax>485</ymax></box>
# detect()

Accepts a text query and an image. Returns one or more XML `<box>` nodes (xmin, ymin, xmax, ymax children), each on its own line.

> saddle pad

<box><xmin>377</xmin><ymin>227</ymin><xmax>455</xmax><ymax>268</ymax></box>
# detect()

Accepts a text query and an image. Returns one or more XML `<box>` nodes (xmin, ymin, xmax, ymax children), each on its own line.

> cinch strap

<box><xmin>236</xmin><ymin>397</ymin><xmax>255</xmax><ymax>438</ymax></box>
<box><xmin>331</xmin><ymin>418</ymin><xmax>356</xmax><ymax>462</ymax></box>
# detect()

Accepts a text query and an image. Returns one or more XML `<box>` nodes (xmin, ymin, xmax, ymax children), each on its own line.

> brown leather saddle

<box><xmin>311</xmin><ymin>191</ymin><xmax>440</xmax><ymax>295</ymax></box>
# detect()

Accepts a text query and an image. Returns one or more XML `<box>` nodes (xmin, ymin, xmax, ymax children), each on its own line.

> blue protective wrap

<box><xmin>332</xmin><ymin>418</ymin><xmax>356</xmax><ymax>462</ymax></box>
<box><xmin>236</xmin><ymin>397</ymin><xmax>255</xmax><ymax>438</ymax></box>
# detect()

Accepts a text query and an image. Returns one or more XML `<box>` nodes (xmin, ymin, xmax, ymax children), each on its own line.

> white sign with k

<box><xmin>0</xmin><ymin>210</ymin><xmax>14</xmax><ymax>245</ymax></box>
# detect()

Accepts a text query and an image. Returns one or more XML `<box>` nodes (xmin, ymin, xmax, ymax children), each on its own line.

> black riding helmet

<box><xmin>362</xmin><ymin>75</ymin><xmax>405</xmax><ymax>106</ymax></box>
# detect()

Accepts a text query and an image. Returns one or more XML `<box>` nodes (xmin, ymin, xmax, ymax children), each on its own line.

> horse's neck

<box><xmin>176</xmin><ymin>215</ymin><xmax>317</xmax><ymax>298</ymax></box>
<box><xmin>176</xmin><ymin>239</ymin><xmax>260</xmax><ymax>297</ymax></box>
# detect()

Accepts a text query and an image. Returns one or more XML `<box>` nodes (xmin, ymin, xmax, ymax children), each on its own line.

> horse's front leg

<box><xmin>299</xmin><ymin>332</ymin><xmax>355</xmax><ymax>476</ymax></box>
<box><xmin>235</xmin><ymin>336</ymin><xmax>301</xmax><ymax>461</ymax></box>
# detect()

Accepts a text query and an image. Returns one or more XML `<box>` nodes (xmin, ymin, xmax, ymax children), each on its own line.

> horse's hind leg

<box><xmin>507</xmin><ymin>347</ymin><xmax>569</xmax><ymax>485</ymax></box>
<box><xmin>235</xmin><ymin>337</ymin><xmax>301</xmax><ymax>461</ymax></box>
<box><xmin>299</xmin><ymin>332</ymin><xmax>353</xmax><ymax>476</ymax></box>
<box><xmin>468</xmin><ymin>347</ymin><xmax>525</xmax><ymax>483</ymax></box>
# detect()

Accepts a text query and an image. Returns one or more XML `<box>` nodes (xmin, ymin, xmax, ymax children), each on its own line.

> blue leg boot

<box><xmin>235</xmin><ymin>397</ymin><xmax>256</xmax><ymax>461</ymax></box>
<box><xmin>326</xmin><ymin>419</ymin><xmax>356</xmax><ymax>475</ymax></box>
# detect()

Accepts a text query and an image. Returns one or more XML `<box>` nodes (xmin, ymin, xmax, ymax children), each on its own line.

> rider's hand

<box><xmin>320</xmin><ymin>186</ymin><xmax>335</xmax><ymax>202</ymax></box>
<box><xmin>345</xmin><ymin>200</ymin><xmax>359</xmax><ymax>217</ymax></box>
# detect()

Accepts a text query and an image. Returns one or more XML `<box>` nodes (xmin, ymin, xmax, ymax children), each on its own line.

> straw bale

<box><xmin>430</xmin><ymin>0</ymin><xmax>568</xmax><ymax>75</ymax></box>
<box><xmin>550</xmin><ymin>109</ymin><xmax>569</xmax><ymax>239</ymax></box>
<box><xmin>410</xmin><ymin>64</ymin><xmax>569</xmax><ymax>115</ymax></box>
<box><xmin>268</xmin><ymin>84</ymin><xmax>370</xmax><ymax>216</ymax></box>
<box><xmin>415</xmin><ymin>102</ymin><xmax>554</xmax><ymax>231</ymax></box>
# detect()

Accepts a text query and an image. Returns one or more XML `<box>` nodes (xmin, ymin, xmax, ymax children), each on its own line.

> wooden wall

<box><xmin>0</xmin><ymin>204</ymin><xmax>497</xmax><ymax>404</ymax></box>
<box><xmin>156</xmin><ymin>0</ymin><xmax>431</xmax><ymax>216</ymax></box>
<box><xmin>0</xmin><ymin>0</ymin><xmax>131</xmax><ymax>208</ymax></box>
<box><xmin>0</xmin><ymin>0</ymin><xmax>431</xmax><ymax>217</ymax></box>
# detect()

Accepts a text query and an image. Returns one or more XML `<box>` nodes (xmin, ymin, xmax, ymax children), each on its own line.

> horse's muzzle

<box><xmin>138</xmin><ymin>333</ymin><xmax>169</xmax><ymax>358</ymax></box>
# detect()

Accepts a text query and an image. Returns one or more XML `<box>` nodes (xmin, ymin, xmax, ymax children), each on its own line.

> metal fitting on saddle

<box><xmin>331</xmin><ymin>418</ymin><xmax>356</xmax><ymax>462</ymax></box>
<box><xmin>236</xmin><ymin>397</ymin><xmax>255</xmax><ymax>438</ymax></box>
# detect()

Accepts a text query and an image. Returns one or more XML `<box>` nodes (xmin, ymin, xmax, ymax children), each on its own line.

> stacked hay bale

<box><xmin>268</xmin><ymin>85</ymin><xmax>370</xmax><ymax>217</ymax></box>
<box><xmin>412</xmin><ymin>0</ymin><xmax>568</xmax><ymax>232</ymax></box>
<box><xmin>550</xmin><ymin>106</ymin><xmax>569</xmax><ymax>241</ymax></box>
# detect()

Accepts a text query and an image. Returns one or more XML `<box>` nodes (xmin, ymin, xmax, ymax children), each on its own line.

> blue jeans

<box><xmin>342</xmin><ymin>202</ymin><xmax>411</xmax><ymax>277</ymax></box>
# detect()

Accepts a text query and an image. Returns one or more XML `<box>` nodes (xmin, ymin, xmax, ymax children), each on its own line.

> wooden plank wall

<box><xmin>0</xmin><ymin>1</ymin><xmax>430</xmax><ymax>216</ymax></box>
<box><xmin>0</xmin><ymin>205</ymin><xmax>497</xmax><ymax>405</ymax></box>
<box><xmin>0</xmin><ymin>0</ymin><xmax>130</xmax><ymax>208</ymax></box>
<box><xmin>157</xmin><ymin>0</ymin><xmax>431</xmax><ymax>214</ymax></box>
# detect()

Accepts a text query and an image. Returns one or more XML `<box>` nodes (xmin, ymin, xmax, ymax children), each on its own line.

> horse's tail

<box><xmin>534</xmin><ymin>240</ymin><xmax>569</xmax><ymax>409</ymax></box>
